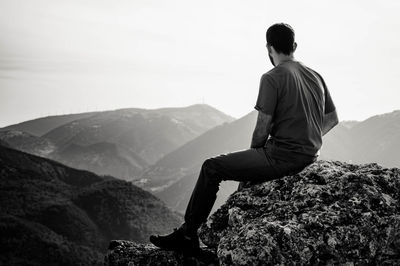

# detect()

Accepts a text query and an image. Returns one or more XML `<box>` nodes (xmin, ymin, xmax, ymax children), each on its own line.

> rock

<box><xmin>199</xmin><ymin>160</ymin><xmax>400</xmax><ymax>265</ymax></box>
<box><xmin>104</xmin><ymin>240</ymin><xmax>218</xmax><ymax>266</ymax></box>
<box><xmin>105</xmin><ymin>160</ymin><xmax>400</xmax><ymax>265</ymax></box>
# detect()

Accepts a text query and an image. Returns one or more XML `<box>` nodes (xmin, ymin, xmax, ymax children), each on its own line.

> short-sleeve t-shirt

<box><xmin>255</xmin><ymin>60</ymin><xmax>335</xmax><ymax>158</ymax></box>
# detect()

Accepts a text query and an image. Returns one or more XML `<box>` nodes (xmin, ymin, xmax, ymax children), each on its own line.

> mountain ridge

<box><xmin>0</xmin><ymin>104</ymin><xmax>234</xmax><ymax>136</ymax></box>
<box><xmin>0</xmin><ymin>104</ymin><xmax>234</xmax><ymax>181</ymax></box>
<box><xmin>0</xmin><ymin>144</ymin><xmax>182</xmax><ymax>265</ymax></box>
<box><xmin>0</xmin><ymin>112</ymin><xmax>99</xmax><ymax>137</ymax></box>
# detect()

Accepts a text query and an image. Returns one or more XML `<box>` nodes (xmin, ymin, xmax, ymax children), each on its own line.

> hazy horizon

<box><xmin>1</xmin><ymin>0</ymin><xmax>399</xmax><ymax>127</ymax></box>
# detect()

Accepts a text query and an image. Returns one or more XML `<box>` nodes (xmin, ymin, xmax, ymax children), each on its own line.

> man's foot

<box><xmin>149</xmin><ymin>227</ymin><xmax>200</xmax><ymax>254</ymax></box>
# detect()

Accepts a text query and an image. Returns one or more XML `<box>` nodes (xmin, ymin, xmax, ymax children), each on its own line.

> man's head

<box><xmin>266</xmin><ymin>23</ymin><xmax>297</xmax><ymax>66</ymax></box>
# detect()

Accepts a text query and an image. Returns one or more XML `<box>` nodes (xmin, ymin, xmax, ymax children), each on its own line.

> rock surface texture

<box><xmin>106</xmin><ymin>160</ymin><xmax>400</xmax><ymax>265</ymax></box>
<box><xmin>104</xmin><ymin>240</ymin><xmax>218</xmax><ymax>266</ymax></box>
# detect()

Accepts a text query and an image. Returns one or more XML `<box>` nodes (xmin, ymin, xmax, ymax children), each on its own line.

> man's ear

<box><xmin>269</xmin><ymin>45</ymin><xmax>278</xmax><ymax>55</ymax></box>
<box><xmin>267</xmin><ymin>45</ymin><xmax>273</xmax><ymax>54</ymax></box>
<box><xmin>293</xmin><ymin>42</ymin><xmax>297</xmax><ymax>52</ymax></box>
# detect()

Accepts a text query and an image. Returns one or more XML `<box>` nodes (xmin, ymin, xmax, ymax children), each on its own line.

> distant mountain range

<box><xmin>320</xmin><ymin>110</ymin><xmax>400</xmax><ymax>167</ymax></box>
<box><xmin>0</xmin><ymin>104</ymin><xmax>234</xmax><ymax>180</ymax></box>
<box><xmin>1</xmin><ymin>112</ymin><xmax>99</xmax><ymax>136</ymax></box>
<box><xmin>0</xmin><ymin>130</ymin><xmax>56</xmax><ymax>157</ymax></box>
<box><xmin>0</xmin><ymin>144</ymin><xmax>181</xmax><ymax>265</ymax></box>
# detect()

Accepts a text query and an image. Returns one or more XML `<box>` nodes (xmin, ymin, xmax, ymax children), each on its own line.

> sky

<box><xmin>0</xmin><ymin>0</ymin><xmax>400</xmax><ymax>127</ymax></box>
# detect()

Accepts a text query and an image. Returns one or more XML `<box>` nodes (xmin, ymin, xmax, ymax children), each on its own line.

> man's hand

<box><xmin>322</xmin><ymin>109</ymin><xmax>339</xmax><ymax>136</ymax></box>
<box><xmin>250</xmin><ymin>111</ymin><xmax>273</xmax><ymax>149</ymax></box>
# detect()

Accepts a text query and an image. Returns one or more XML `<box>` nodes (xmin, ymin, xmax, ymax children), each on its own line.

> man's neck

<box><xmin>274</xmin><ymin>54</ymin><xmax>295</xmax><ymax>66</ymax></box>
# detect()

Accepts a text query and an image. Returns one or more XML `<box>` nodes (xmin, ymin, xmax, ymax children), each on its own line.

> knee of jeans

<box><xmin>201</xmin><ymin>158</ymin><xmax>221</xmax><ymax>181</ymax></box>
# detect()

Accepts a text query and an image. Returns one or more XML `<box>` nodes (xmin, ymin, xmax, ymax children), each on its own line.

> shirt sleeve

<box><xmin>324</xmin><ymin>86</ymin><xmax>335</xmax><ymax>114</ymax></box>
<box><xmin>254</xmin><ymin>73</ymin><xmax>278</xmax><ymax>116</ymax></box>
<box><xmin>315</xmin><ymin>71</ymin><xmax>336</xmax><ymax>114</ymax></box>
<box><xmin>320</xmin><ymin>76</ymin><xmax>335</xmax><ymax>114</ymax></box>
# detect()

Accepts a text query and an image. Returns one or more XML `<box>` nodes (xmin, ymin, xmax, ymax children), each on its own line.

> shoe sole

<box><xmin>150</xmin><ymin>236</ymin><xmax>200</xmax><ymax>255</ymax></box>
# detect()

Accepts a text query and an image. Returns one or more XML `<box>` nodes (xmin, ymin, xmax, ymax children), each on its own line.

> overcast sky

<box><xmin>1</xmin><ymin>0</ymin><xmax>399</xmax><ymax>127</ymax></box>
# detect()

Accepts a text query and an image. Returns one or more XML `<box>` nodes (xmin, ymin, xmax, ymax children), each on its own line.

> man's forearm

<box><xmin>250</xmin><ymin>111</ymin><xmax>273</xmax><ymax>148</ymax></box>
<box><xmin>322</xmin><ymin>110</ymin><xmax>339</xmax><ymax>136</ymax></box>
<box><xmin>251</xmin><ymin>131</ymin><xmax>268</xmax><ymax>149</ymax></box>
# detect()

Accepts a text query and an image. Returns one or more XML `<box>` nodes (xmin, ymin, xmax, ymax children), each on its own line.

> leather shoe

<box><xmin>150</xmin><ymin>227</ymin><xmax>200</xmax><ymax>254</ymax></box>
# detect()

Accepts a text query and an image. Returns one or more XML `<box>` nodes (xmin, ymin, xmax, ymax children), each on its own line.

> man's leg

<box><xmin>150</xmin><ymin>147</ymin><xmax>313</xmax><ymax>251</ymax></box>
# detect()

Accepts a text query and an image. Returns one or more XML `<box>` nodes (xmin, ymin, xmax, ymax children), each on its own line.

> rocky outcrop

<box><xmin>105</xmin><ymin>160</ymin><xmax>400</xmax><ymax>265</ymax></box>
<box><xmin>104</xmin><ymin>240</ymin><xmax>218</xmax><ymax>266</ymax></box>
<box><xmin>200</xmin><ymin>160</ymin><xmax>400</xmax><ymax>265</ymax></box>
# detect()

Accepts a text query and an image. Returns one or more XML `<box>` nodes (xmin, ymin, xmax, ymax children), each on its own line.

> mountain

<box><xmin>43</xmin><ymin>104</ymin><xmax>234</xmax><ymax>165</ymax></box>
<box><xmin>140</xmin><ymin>111</ymin><xmax>256</xmax><ymax>185</ymax></box>
<box><xmin>0</xmin><ymin>129</ymin><xmax>147</xmax><ymax>180</ymax></box>
<box><xmin>0</xmin><ymin>130</ymin><xmax>56</xmax><ymax>157</ymax></box>
<box><xmin>0</xmin><ymin>144</ymin><xmax>181</xmax><ymax>265</ymax></box>
<box><xmin>341</xmin><ymin>120</ymin><xmax>359</xmax><ymax>129</ymax></box>
<box><xmin>0</xmin><ymin>104</ymin><xmax>234</xmax><ymax>180</ymax></box>
<box><xmin>348</xmin><ymin>110</ymin><xmax>400</xmax><ymax>166</ymax></box>
<box><xmin>146</xmin><ymin>104</ymin><xmax>236</xmax><ymax>137</ymax></box>
<box><xmin>321</xmin><ymin>110</ymin><xmax>400</xmax><ymax>167</ymax></box>
<box><xmin>318</xmin><ymin>123</ymin><xmax>354</xmax><ymax>162</ymax></box>
<box><xmin>0</xmin><ymin>139</ymin><xmax>10</xmax><ymax>147</ymax></box>
<box><xmin>52</xmin><ymin>141</ymin><xmax>148</xmax><ymax>179</ymax></box>
<box><xmin>0</xmin><ymin>112</ymin><xmax>98</xmax><ymax>136</ymax></box>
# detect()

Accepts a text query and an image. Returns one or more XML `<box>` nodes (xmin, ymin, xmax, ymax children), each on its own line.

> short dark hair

<box><xmin>266</xmin><ymin>23</ymin><xmax>295</xmax><ymax>55</ymax></box>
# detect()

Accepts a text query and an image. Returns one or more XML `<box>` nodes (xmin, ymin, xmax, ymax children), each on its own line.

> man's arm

<box><xmin>250</xmin><ymin>111</ymin><xmax>273</xmax><ymax>148</ymax></box>
<box><xmin>322</xmin><ymin>109</ymin><xmax>339</xmax><ymax>136</ymax></box>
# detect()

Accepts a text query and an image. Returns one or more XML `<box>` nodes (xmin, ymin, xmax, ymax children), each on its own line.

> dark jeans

<box><xmin>184</xmin><ymin>145</ymin><xmax>316</xmax><ymax>233</ymax></box>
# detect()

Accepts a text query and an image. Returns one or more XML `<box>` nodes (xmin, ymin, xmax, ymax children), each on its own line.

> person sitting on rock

<box><xmin>150</xmin><ymin>22</ymin><xmax>338</xmax><ymax>254</ymax></box>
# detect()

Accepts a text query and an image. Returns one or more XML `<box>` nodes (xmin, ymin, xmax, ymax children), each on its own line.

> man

<box><xmin>150</xmin><ymin>23</ymin><xmax>338</xmax><ymax>253</ymax></box>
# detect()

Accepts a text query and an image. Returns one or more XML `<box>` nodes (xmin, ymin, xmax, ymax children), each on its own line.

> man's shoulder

<box><xmin>302</xmin><ymin>64</ymin><xmax>327</xmax><ymax>88</ymax></box>
<box><xmin>262</xmin><ymin>61</ymin><xmax>325</xmax><ymax>84</ymax></box>
<box><xmin>261</xmin><ymin>66</ymin><xmax>286</xmax><ymax>82</ymax></box>
<box><xmin>264</xmin><ymin>65</ymin><xmax>287</xmax><ymax>76</ymax></box>
<box><xmin>299</xmin><ymin>62</ymin><xmax>324</xmax><ymax>81</ymax></box>
<box><xmin>263</xmin><ymin>61</ymin><xmax>302</xmax><ymax>77</ymax></box>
